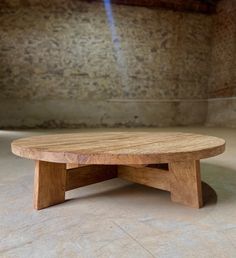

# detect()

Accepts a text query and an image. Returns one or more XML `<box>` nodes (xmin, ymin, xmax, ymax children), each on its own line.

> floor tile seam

<box><xmin>112</xmin><ymin>220</ymin><xmax>156</xmax><ymax>258</ymax></box>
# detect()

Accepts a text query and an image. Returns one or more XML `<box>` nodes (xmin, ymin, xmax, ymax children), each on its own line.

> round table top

<box><xmin>11</xmin><ymin>132</ymin><xmax>225</xmax><ymax>165</ymax></box>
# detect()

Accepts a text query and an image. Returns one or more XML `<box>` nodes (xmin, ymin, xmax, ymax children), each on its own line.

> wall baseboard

<box><xmin>206</xmin><ymin>97</ymin><xmax>236</xmax><ymax>128</ymax></box>
<box><xmin>0</xmin><ymin>98</ymin><xmax>207</xmax><ymax>128</ymax></box>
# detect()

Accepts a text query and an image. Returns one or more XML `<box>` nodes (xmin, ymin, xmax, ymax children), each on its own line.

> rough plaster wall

<box><xmin>0</xmin><ymin>0</ymin><xmax>212</xmax><ymax>128</ymax></box>
<box><xmin>208</xmin><ymin>0</ymin><xmax>236</xmax><ymax>98</ymax></box>
<box><xmin>206</xmin><ymin>0</ymin><xmax>236</xmax><ymax>128</ymax></box>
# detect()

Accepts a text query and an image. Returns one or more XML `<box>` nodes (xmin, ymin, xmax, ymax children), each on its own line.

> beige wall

<box><xmin>0</xmin><ymin>0</ymin><xmax>212</xmax><ymax>128</ymax></box>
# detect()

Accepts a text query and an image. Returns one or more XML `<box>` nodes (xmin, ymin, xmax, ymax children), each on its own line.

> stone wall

<box><xmin>206</xmin><ymin>0</ymin><xmax>236</xmax><ymax>127</ymax></box>
<box><xmin>0</xmin><ymin>0</ymin><xmax>213</xmax><ymax>127</ymax></box>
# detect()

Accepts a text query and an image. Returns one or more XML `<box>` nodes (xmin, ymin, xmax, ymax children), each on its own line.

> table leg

<box><xmin>34</xmin><ymin>161</ymin><xmax>66</xmax><ymax>210</ymax></box>
<box><xmin>169</xmin><ymin>160</ymin><xmax>203</xmax><ymax>208</ymax></box>
<box><xmin>33</xmin><ymin>160</ymin><xmax>203</xmax><ymax>209</ymax></box>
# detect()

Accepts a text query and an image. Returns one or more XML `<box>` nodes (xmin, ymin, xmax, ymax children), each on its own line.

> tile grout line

<box><xmin>112</xmin><ymin>220</ymin><xmax>156</xmax><ymax>258</ymax></box>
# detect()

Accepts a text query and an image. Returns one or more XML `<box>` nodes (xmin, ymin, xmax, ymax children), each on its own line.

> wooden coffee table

<box><xmin>11</xmin><ymin>132</ymin><xmax>225</xmax><ymax>210</ymax></box>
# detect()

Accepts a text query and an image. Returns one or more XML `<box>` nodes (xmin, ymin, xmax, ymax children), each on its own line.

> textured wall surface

<box><xmin>208</xmin><ymin>0</ymin><xmax>236</xmax><ymax>98</ymax></box>
<box><xmin>206</xmin><ymin>0</ymin><xmax>236</xmax><ymax>127</ymax></box>
<box><xmin>0</xmin><ymin>0</ymin><xmax>212</xmax><ymax>128</ymax></box>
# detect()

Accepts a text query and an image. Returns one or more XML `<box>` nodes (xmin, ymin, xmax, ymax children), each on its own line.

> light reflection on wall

<box><xmin>103</xmin><ymin>0</ymin><xmax>128</xmax><ymax>88</ymax></box>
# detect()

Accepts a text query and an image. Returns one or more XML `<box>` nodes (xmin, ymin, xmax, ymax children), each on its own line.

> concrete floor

<box><xmin>0</xmin><ymin>127</ymin><xmax>236</xmax><ymax>258</ymax></box>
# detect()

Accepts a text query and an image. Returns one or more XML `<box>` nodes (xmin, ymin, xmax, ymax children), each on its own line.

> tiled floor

<box><xmin>0</xmin><ymin>127</ymin><xmax>236</xmax><ymax>258</ymax></box>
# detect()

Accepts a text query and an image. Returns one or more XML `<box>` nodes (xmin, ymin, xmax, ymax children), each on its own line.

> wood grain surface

<box><xmin>170</xmin><ymin>160</ymin><xmax>203</xmax><ymax>208</ymax></box>
<box><xmin>118</xmin><ymin>165</ymin><xmax>171</xmax><ymax>191</ymax></box>
<box><xmin>66</xmin><ymin>165</ymin><xmax>117</xmax><ymax>191</ymax></box>
<box><xmin>11</xmin><ymin>132</ymin><xmax>225</xmax><ymax>164</ymax></box>
<box><xmin>34</xmin><ymin>161</ymin><xmax>66</xmax><ymax>210</ymax></box>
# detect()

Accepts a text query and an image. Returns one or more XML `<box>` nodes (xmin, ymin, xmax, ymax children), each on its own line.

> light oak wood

<box><xmin>11</xmin><ymin>132</ymin><xmax>226</xmax><ymax>209</ymax></box>
<box><xmin>34</xmin><ymin>161</ymin><xmax>66</xmax><ymax>210</ymax></box>
<box><xmin>66</xmin><ymin>165</ymin><xmax>117</xmax><ymax>191</ymax></box>
<box><xmin>66</xmin><ymin>163</ymin><xmax>88</xmax><ymax>169</ymax></box>
<box><xmin>169</xmin><ymin>160</ymin><xmax>203</xmax><ymax>208</ymax></box>
<box><xmin>118</xmin><ymin>162</ymin><xmax>202</xmax><ymax>208</ymax></box>
<box><xmin>118</xmin><ymin>166</ymin><xmax>171</xmax><ymax>191</ymax></box>
<box><xmin>11</xmin><ymin>132</ymin><xmax>225</xmax><ymax>165</ymax></box>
